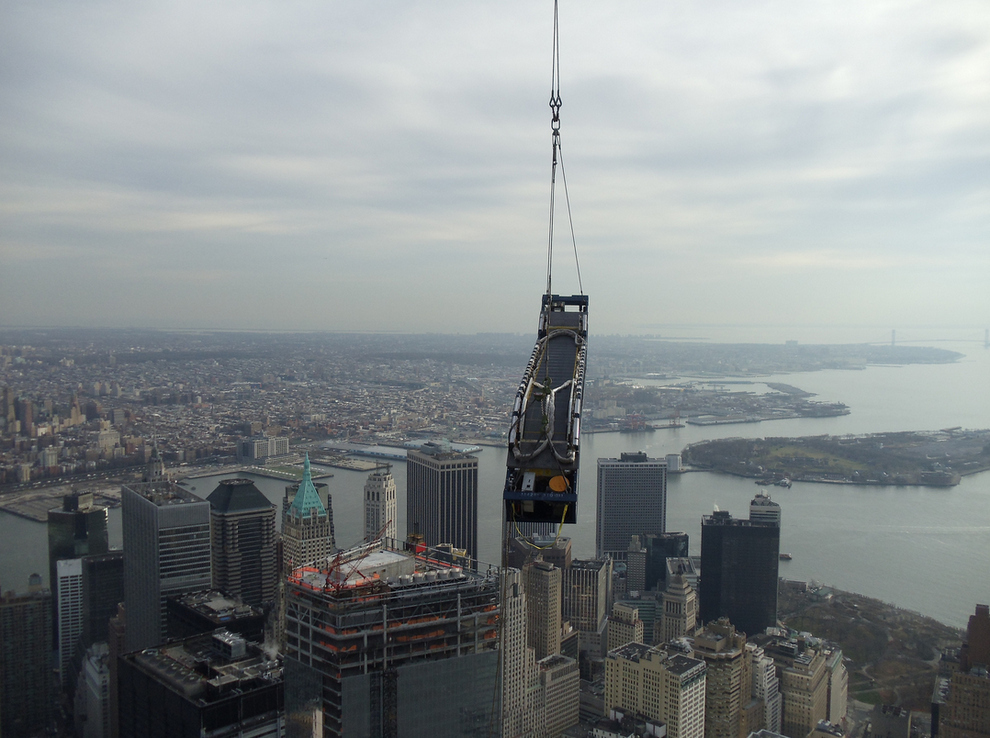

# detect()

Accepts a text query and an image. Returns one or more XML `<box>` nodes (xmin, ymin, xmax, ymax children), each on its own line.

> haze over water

<box><xmin>2</xmin><ymin>326</ymin><xmax>987</xmax><ymax>628</ymax></box>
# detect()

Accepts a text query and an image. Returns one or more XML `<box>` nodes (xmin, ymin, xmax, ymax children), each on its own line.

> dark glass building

<box><xmin>82</xmin><ymin>551</ymin><xmax>124</xmax><ymax>648</ymax></box>
<box><xmin>48</xmin><ymin>491</ymin><xmax>109</xmax><ymax>634</ymax></box>
<box><xmin>699</xmin><ymin>507</ymin><xmax>780</xmax><ymax>637</ymax></box>
<box><xmin>0</xmin><ymin>578</ymin><xmax>52</xmax><ymax>737</ymax></box>
<box><xmin>117</xmin><ymin>630</ymin><xmax>283</xmax><ymax>738</ymax></box>
<box><xmin>207</xmin><ymin>478</ymin><xmax>277</xmax><ymax>608</ymax></box>
<box><xmin>644</xmin><ymin>532</ymin><xmax>689</xmax><ymax>592</ymax></box>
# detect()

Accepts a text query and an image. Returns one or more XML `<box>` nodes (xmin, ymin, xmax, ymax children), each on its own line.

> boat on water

<box><xmin>779</xmin><ymin>553</ymin><xmax>793</xmax><ymax>561</ymax></box>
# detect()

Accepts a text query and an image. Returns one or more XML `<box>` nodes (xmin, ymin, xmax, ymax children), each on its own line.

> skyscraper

<box><xmin>699</xmin><ymin>496</ymin><xmax>781</xmax><ymax>637</ymax></box>
<box><xmin>0</xmin><ymin>577</ymin><xmax>53</xmax><ymax>738</ymax></box>
<box><xmin>80</xmin><ymin>550</ymin><xmax>125</xmax><ymax>650</ymax></box>
<box><xmin>406</xmin><ymin>443</ymin><xmax>479</xmax><ymax>565</ymax></box>
<box><xmin>693</xmin><ymin>619</ymin><xmax>750</xmax><ymax>738</ymax></box>
<box><xmin>281</xmin><ymin>454</ymin><xmax>334</xmax><ymax>574</ymax></box>
<box><xmin>939</xmin><ymin>604</ymin><xmax>990</xmax><ymax>738</ymax></box>
<box><xmin>56</xmin><ymin>557</ymin><xmax>84</xmax><ymax>689</ymax></box>
<box><xmin>283</xmin><ymin>539</ymin><xmax>500</xmax><ymax>736</ymax></box>
<box><xmin>659</xmin><ymin>558</ymin><xmax>698</xmax><ymax>644</ymax></box>
<box><xmin>597</xmin><ymin>453</ymin><xmax>667</xmax><ymax>559</ymax></box>
<box><xmin>122</xmin><ymin>481</ymin><xmax>211</xmax><ymax>651</ymax></box>
<box><xmin>749</xmin><ymin>492</ymin><xmax>781</xmax><ymax>525</ymax></box>
<box><xmin>364</xmin><ymin>465</ymin><xmax>397</xmax><ymax>541</ymax></box>
<box><xmin>48</xmin><ymin>491</ymin><xmax>109</xmax><ymax>636</ymax></box>
<box><xmin>604</xmin><ymin>643</ymin><xmax>707</xmax><ymax>738</ymax></box>
<box><xmin>524</xmin><ymin>557</ymin><xmax>562</xmax><ymax>661</ymax></box>
<box><xmin>207</xmin><ymin>478</ymin><xmax>277</xmax><ymax>607</ymax></box>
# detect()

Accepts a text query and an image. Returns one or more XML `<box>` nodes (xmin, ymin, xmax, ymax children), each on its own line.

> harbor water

<box><xmin>2</xmin><ymin>331</ymin><xmax>987</xmax><ymax>628</ymax></box>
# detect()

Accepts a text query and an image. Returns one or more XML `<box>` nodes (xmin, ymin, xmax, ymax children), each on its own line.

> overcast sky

<box><xmin>1</xmin><ymin>1</ymin><xmax>987</xmax><ymax>337</ymax></box>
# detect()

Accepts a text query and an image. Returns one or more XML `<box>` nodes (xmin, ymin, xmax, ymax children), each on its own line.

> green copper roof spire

<box><xmin>289</xmin><ymin>453</ymin><xmax>327</xmax><ymax>518</ymax></box>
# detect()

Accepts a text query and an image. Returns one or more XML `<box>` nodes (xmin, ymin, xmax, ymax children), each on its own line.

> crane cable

<box><xmin>545</xmin><ymin>0</ymin><xmax>584</xmax><ymax>297</ymax></box>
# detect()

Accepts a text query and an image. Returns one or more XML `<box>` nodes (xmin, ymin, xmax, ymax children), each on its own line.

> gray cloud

<box><xmin>1</xmin><ymin>0</ymin><xmax>987</xmax><ymax>334</ymax></box>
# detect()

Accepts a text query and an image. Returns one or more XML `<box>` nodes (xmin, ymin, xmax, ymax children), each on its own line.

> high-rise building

<box><xmin>81</xmin><ymin>551</ymin><xmax>124</xmax><ymax>650</ymax></box>
<box><xmin>107</xmin><ymin>604</ymin><xmax>126</xmax><ymax>738</ymax></box>
<box><xmin>502</xmin><ymin>568</ymin><xmax>545</xmax><ymax>738</ymax></box>
<box><xmin>75</xmin><ymin>642</ymin><xmax>111</xmax><ymax>738</ymax></box>
<box><xmin>749</xmin><ymin>644</ymin><xmax>782</xmax><ymax>734</ymax></box>
<box><xmin>406</xmin><ymin>444</ymin><xmax>479</xmax><ymax>565</ymax></box>
<box><xmin>938</xmin><ymin>604</ymin><xmax>990</xmax><ymax>738</ymax></box>
<box><xmin>645</xmin><ymin>532</ymin><xmax>690</xmax><ymax>591</ymax></box>
<box><xmin>117</xmin><ymin>630</ymin><xmax>283</xmax><ymax>738</ymax></box>
<box><xmin>281</xmin><ymin>454</ymin><xmax>334</xmax><ymax>573</ymax></box>
<box><xmin>238</xmin><ymin>435</ymin><xmax>290</xmax><ymax>461</ymax></box>
<box><xmin>823</xmin><ymin>647</ymin><xmax>847</xmax><ymax>726</ymax></box>
<box><xmin>699</xmin><ymin>498</ymin><xmax>780</xmax><ymax>637</ymax></box>
<box><xmin>284</xmin><ymin>539</ymin><xmax>499</xmax><ymax>736</ymax></box>
<box><xmin>607</xmin><ymin>602</ymin><xmax>645</xmax><ymax>652</ymax></box>
<box><xmin>750</xmin><ymin>492</ymin><xmax>782</xmax><ymax>525</ymax></box>
<box><xmin>562</xmin><ymin>557</ymin><xmax>613</xmax><ymax>675</ymax></box>
<box><xmin>57</xmin><ymin>557</ymin><xmax>85</xmax><ymax>689</ymax></box>
<box><xmin>562</xmin><ymin>558</ymin><xmax>613</xmax><ymax>637</ymax></box>
<box><xmin>539</xmin><ymin>654</ymin><xmax>581</xmax><ymax>737</ymax></box>
<box><xmin>364</xmin><ymin>465</ymin><xmax>397</xmax><ymax>541</ymax></box>
<box><xmin>597</xmin><ymin>453</ymin><xmax>667</xmax><ymax>559</ymax></box>
<box><xmin>693</xmin><ymin>618</ymin><xmax>750</xmax><ymax>738</ymax></box>
<box><xmin>524</xmin><ymin>558</ymin><xmax>562</xmax><ymax>661</ymax></box>
<box><xmin>604</xmin><ymin>642</ymin><xmax>707</xmax><ymax>738</ymax></box>
<box><xmin>48</xmin><ymin>491</ymin><xmax>109</xmax><ymax>636</ymax></box>
<box><xmin>122</xmin><ymin>481</ymin><xmax>211</xmax><ymax>651</ymax></box>
<box><xmin>207</xmin><ymin>478</ymin><xmax>277</xmax><ymax>607</ymax></box>
<box><xmin>0</xmin><ymin>577</ymin><xmax>53</xmax><ymax>738</ymax></box>
<box><xmin>762</xmin><ymin>639</ymin><xmax>828</xmax><ymax>738</ymax></box>
<box><xmin>659</xmin><ymin>559</ymin><xmax>698</xmax><ymax>644</ymax></box>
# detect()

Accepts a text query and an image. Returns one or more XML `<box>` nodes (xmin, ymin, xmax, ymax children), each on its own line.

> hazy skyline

<box><xmin>2</xmin><ymin>1</ymin><xmax>988</xmax><ymax>335</ymax></box>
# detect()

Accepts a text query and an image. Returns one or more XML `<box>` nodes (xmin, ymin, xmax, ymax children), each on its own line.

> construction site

<box><xmin>284</xmin><ymin>538</ymin><xmax>501</xmax><ymax>736</ymax></box>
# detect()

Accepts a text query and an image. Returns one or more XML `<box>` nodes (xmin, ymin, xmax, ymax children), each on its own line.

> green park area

<box><xmin>683</xmin><ymin>429</ymin><xmax>990</xmax><ymax>486</ymax></box>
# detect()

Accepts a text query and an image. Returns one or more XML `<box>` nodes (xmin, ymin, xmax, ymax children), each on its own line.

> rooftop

<box><xmin>128</xmin><ymin>631</ymin><xmax>281</xmax><ymax>704</ymax></box>
<box><xmin>207</xmin><ymin>478</ymin><xmax>273</xmax><ymax>514</ymax></box>
<box><xmin>125</xmin><ymin>480</ymin><xmax>204</xmax><ymax>506</ymax></box>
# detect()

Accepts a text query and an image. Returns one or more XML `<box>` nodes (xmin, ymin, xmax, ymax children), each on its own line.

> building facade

<box><xmin>596</xmin><ymin>453</ymin><xmax>667</xmax><ymax>559</ymax></box>
<box><xmin>364</xmin><ymin>465</ymin><xmax>397</xmax><ymax>541</ymax></box>
<box><xmin>0</xmin><ymin>579</ymin><xmax>53</xmax><ymax>737</ymax></box>
<box><xmin>406</xmin><ymin>445</ymin><xmax>479</xmax><ymax>565</ymax></box>
<box><xmin>284</xmin><ymin>539</ymin><xmax>500</xmax><ymax>737</ymax></box>
<box><xmin>693</xmin><ymin>619</ymin><xmax>750</xmax><ymax>738</ymax></box>
<box><xmin>122</xmin><ymin>481</ymin><xmax>212</xmax><ymax>651</ymax></box>
<box><xmin>699</xmin><ymin>504</ymin><xmax>780</xmax><ymax>637</ymax></box>
<box><xmin>938</xmin><ymin>604</ymin><xmax>990</xmax><ymax>738</ymax></box>
<box><xmin>57</xmin><ymin>557</ymin><xmax>85</xmax><ymax>689</ymax></box>
<box><xmin>207</xmin><ymin>477</ymin><xmax>277</xmax><ymax>607</ymax></box>
<box><xmin>117</xmin><ymin>630</ymin><xmax>283</xmax><ymax>738</ymax></box>
<box><xmin>660</xmin><ymin>559</ymin><xmax>698</xmax><ymax>643</ymax></box>
<box><xmin>48</xmin><ymin>491</ymin><xmax>109</xmax><ymax>636</ymax></box>
<box><xmin>604</xmin><ymin>642</ymin><xmax>707</xmax><ymax>738</ymax></box>
<box><xmin>524</xmin><ymin>558</ymin><xmax>563</xmax><ymax>661</ymax></box>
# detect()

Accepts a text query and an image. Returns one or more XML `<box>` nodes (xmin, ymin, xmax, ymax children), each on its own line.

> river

<box><xmin>2</xmin><ymin>327</ymin><xmax>987</xmax><ymax>628</ymax></box>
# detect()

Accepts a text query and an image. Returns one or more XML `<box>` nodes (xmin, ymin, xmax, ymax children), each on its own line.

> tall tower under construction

<box><xmin>283</xmin><ymin>538</ymin><xmax>500</xmax><ymax>736</ymax></box>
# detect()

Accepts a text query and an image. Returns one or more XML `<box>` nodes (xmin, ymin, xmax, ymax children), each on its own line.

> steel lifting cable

<box><xmin>545</xmin><ymin>0</ymin><xmax>584</xmax><ymax>297</ymax></box>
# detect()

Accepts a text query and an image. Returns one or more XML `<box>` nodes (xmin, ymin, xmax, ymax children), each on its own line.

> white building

<box><xmin>363</xmin><ymin>466</ymin><xmax>397</xmax><ymax>541</ymax></box>
<box><xmin>56</xmin><ymin>557</ymin><xmax>84</xmax><ymax>688</ymax></box>
<box><xmin>750</xmin><ymin>644</ymin><xmax>783</xmax><ymax>734</ymax></box>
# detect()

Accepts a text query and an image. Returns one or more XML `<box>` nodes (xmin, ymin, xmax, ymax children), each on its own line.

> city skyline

<box><xmin>2</xmin><ymin>2</ymin><xmax>988</xmax><ymax>334</ymax></box>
